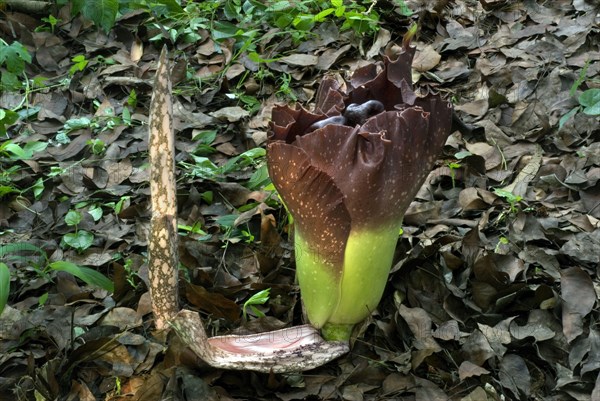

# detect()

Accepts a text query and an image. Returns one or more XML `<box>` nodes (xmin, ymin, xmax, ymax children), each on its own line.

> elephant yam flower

<box><xmin>267</xmin><ymin>44</ymin><xmax>453</xmax><ymax>341</ymax></box>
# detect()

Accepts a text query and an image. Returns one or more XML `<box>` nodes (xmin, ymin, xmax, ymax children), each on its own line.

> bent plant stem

<box><xmin>148</xmin><ymin>47</ymin><xmax>348</xmax><ymax>372</ymax></box>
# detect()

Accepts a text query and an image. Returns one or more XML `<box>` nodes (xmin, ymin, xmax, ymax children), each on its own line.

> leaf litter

<box><xmin>0</xmin><ymin>0</ymin><xmax>599</xmax><ymax>400</ymax></box>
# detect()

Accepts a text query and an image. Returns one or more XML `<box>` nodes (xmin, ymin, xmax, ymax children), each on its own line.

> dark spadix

<box><xmin>267</xmin><ymin>44</ymin><xmax>453</xmax><ymax>341</ymax></box>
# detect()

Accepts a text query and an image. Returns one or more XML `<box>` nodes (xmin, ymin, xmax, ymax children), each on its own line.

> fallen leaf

<box><xmin>458</xmin><ymin>360</ymin><xmax>490</xmax><ymax>380</ymax></box>
<box><xmin>499</xmin><ymin>354</ymin><xmax>531</xmax><ymax>397</ymax></box>
<box><xmin>560</xmin><ymin>266</ymin><xmax>595</xmax><ymax>342</ymax></box>
<box><xmin>209</xmin><ymin>106</ymin><xmax>250</xmax><ymax>122</ymax></box>
<box><xmin>280</xmin><ymin>54</ymin><xmax>318</xmax><ymax>66</ymax></box>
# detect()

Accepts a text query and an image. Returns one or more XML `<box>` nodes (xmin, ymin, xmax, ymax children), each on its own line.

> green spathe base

<box><xmin>295</xmin><ymin>224</ymin><xmax>401</xmax><ymax>335</ymax></box>
<box><xmin>330</xmin><ymin>225</ymin><xmax>399</xmax><ymax>325</ymax></box>
<box><xmin>295</xmin><ymin>231</ymin><xmax>339</xmax><ymax>329</ymax></box>
<box><xmin>321</xmin><ymin>322</ymin><xmax>354</xmax><ymax>342</ymax></box>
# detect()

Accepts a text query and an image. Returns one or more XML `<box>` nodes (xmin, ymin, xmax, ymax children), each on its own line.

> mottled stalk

<box><xmin>148</xmin><ymin>46</ymin><xmax>178</xmax><ymax>330</ymax></box>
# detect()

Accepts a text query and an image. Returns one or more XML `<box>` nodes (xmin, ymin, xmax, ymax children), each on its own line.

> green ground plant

<box><xmin>560</xmin><ymin>61</ymin><xmax>600</xmax><ymax>128</ymax></box>
<box><xmin>242</xmin><ymin>288</ymin><xmax>270</xmax><ymax>320</ymax></box>
<box><xmin>0</xmin><ymin>39</ymin><xmax>31</xmax><ymax>92</ymax></box>
<box><xmin>61</xmin><ymin>210</ymin><xmax>95</xmax><ymax>252</ymax></box>
<box><xmin>64</xmin><ymin>0</ymin><xmax>381</xmax><ymax>42</ymax></box>
<box><xmin>0</xmin><ymin>243</ymin><xmax>113</xmax><ymax>314</ymax></box>
<box><xmin>494</xmin><ymin>188</ymin><xmax>523</xmax><ymax>214</ymax></box>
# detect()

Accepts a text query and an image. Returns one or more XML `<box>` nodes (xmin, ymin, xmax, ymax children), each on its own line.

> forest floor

<box><xmin>0</xmin><ymin>0</ymin><xmax>599</xmax><ymax>400</ymax></box>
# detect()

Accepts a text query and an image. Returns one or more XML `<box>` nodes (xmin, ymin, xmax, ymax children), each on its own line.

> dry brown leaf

<box><xmin>560</xmin><ymin>266</ymin><xmax>595</xmax><ymax>342</ymax></box>
<box><xmin>280</xmin><ymin>54</ymin><xmax>318</xmax><ymax>66</ymax></box>
<box><xmin>210</xmin><ymin>106</ymin><xmax>250</xmax><ymax>122</ymax></box>
<box><xmin>458</xmin><ymin>360</ymin><xmax>490</xmax><ymax>380</ymax></box>
<box><xmin>130</xmin><ymin>37</ymin><xmax>143</xmax><ymax>62</ymax></box>
<box><xmin>412</xmin><ymin>44</ymin><xmax>441</xmax><ymax>72</ymax></box>
<box><xmin>499</xmin><ymin>354</ymin><xmax>531</xmax><ymax>398</ymax></box>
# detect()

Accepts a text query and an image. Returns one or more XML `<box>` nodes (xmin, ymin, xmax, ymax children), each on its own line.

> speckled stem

<box><xmin>148</xmin><ymin>46</ymin><xmax>179</xmax><ymax>330</ymax></box>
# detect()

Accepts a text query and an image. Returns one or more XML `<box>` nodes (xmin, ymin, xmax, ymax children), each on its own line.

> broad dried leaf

<box><xmin>560</xmin><ymin>266</ymin><xmax>595</xmax><ymax>342</ymax></box>
<box><xmin>458</xmin><ymin>361</ymin><xmax>490</xmax><ymax>380</ymax></box>
<box><xmin>499</xmin><ymin>354</ymin><xmax>531</xmax><ymax>397</ymax></box>
<box><xmin>280</xmin><ymin>54</ymin><xmax>319</xmax><ymax>66</ymax></box>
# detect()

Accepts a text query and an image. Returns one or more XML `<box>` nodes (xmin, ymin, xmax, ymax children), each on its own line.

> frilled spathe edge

<box><xmin>270</xmin><ymin>104</ymin><xmax>452</xmax><ymax>229</ymax></box>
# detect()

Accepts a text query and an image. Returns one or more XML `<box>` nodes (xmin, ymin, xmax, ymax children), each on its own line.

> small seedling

<box><xmin>61</xmin><ymin>210</ymin><xmax>94</xmax><ymax>252</ymax></box>
<box><xmin>38</xmin><ymin>15</ymin><xmax>61</xmax><ymax>33</ymax></box>
<box><xmin>122</xmin><ymin>258</ymin><xmax>139</xmax><ymax>289</ymax></box>
<box><xmin>242</xmin><ymin>288</ymin><xmax>271</xmax><ymax>320</ymax></box>
<box><xmin>494</xmin><ymin>236</ymin><xmax>509</xmax><ymax>253</ymax></box>
<box><xmin>560</xmin><ymin>60</ymin><xmax>600</xmax><ymax>128</ymax></box>
<box><xmin>87</xmin><ymin>138</ymin><xmax>106</xmax><ymax>155</ymax></box>
<box><xmin>494</xmin><ymin>188</ymin><xmax>522</xmax><ymax>214</ymax></box>
<box><xmin>69</xmin><ymin>55</ymin><xmax>89</xmax><ymax>76</ymax></box>
<box><xmin>447</xmin><ymin>162</ymin><xmax>461</xmax><ymax>188</ymax></box>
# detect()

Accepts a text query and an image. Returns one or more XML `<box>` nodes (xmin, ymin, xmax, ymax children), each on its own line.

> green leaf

<box><xmin>38</xmin><ymin>292</ymin><xmax>48</xmax><ymax>307</ymax></box>
<box><xmin>222</xmin><ymin>147</ymin><xmax>266</xmax><ymax>174</ymax></box>
<box><xmin>494</xmin><ymin>188</ymin><xmax>521</xmax><ymax>204</ymax></box>
<box><xmin>88</xmin><ymin>205</ymin><xmax>103</xmax><ymax>221</ymax></box>
<box><xmin>0</xmin><ymin>263</ymin><xmax>9</xmax><ymax>316</ymax></box>
<box><xmin>1</xmin><ymin>71</ymin><xmax>20</xmax><ymax>91</ymax></box>
<box><xmin>3</xmin><ymin>143</ymin><xmax>28</xmax><ymax>159</ymax></box>
<box><xmin>247</xmin><ymin>288</ymin><xmax>270</xmax><ymax>304</ymax></box>
<box><xmin>54</xmin><ymin>133</ymin><xmax>70</xmax><ymax>145</ymax></box>
<box><xmin>80</xmin><ymin>0</ymin><xmax>118</xmax><ymax>32</ymax></box>
<box><xmin>62</xmin><ymin>230</ymin><xmax>94</xmax><ymax>251</ymax></box>
<box><xmin>32</xmin><ymin>177</ymin><xmax>44</xmax><ymax>199</ymax></box>
<box><xmin>121</xmin><ymin>106</ymin><xmax>131</xmax><ymax>125</ymax></box>
<box><xmin>215</xmin><ymin>214</ymin><xmax>239</xmax><ymax>228</ymax></box>
<box><xmin>0</xmin><ymin>140</ymin><xmax>46</xmax><ymax>160</ymax></box>
<box><xmin>570</xmin><ymin>60</ymin><xmax>590</xmax><ymax>96</ymax></box>
<box><xmin>0</xmin><ymin>186</ymin><xmax>19</xmax><ymax>197</ymax></box>
<box><xmin>62</xmin><ymin>117</ymin><xmax>92</xmax><ymax>132</ymax></box>
<box><xmin>0</xmin><ymin>109</ymin><xmax>19</xmax><ymax>135</ymax></box>
<box><xmin>0</xmin><ymin>109</ymin><xmax>19</xmax><ymax>125</ymax></box>
<box><xmin>579</xmin><ymin>89</ymin><xmax>600</xmax><ymax>115</ymax></box>
<box><xmin>154</xmin><ymin>0</ymin><xmax>184</xmax><ymax>16</ymax></box>
<box><xmin>396</xmin><ymin>0</ymin><xmax>413</xmax><ymax>17</ymax></box>
<box><xmin>455</xmin><ymin>150</ymin><xmax>472</xmax><ymax>159</ymax></box>
<box><xmin>243</xmin><ymin>288</ymin><xmax>270</xmax><ymax>320</ymax></box>
<box><xmin>49</xmin><ymin>261</ymin><xmax>113</xmax><ymax>292</ymax></box>
<box><xmin>0</xmin><ymin>42</ymin><xmax>31</xmax><ymax>74</ymax></box>
<box><xmin>247</xmin><ymin>164</ymin><xmax>270</xmax><ymax>190</ymax></box>
<box><xmin>23</xmin><ymin>141</ymin><xmax>48</xmax><ymax>155</ymax></box>
<box><xmin>71</xmin><ymin>0</ymin><xmax>84</xmax><ymax>16</ymax></box>
<box><xmin>114</xmin><ymin>196</ymin><xmax>129</xmax><ymax>214</ymax></box>
<box><xmin>192</xmin><ymin>129</ymin><xmax>217</xmax><ymax>145</ymax></box>
<box><xmin>293</xmin><ymin>15</ymin><xmax>315</xmax><ymax>31</ymax></box>
<box><xmin>314</xmin><ymin>8</ymin><xmax>335</xmax><ymax>22</ymax></box>
<box><xmin>0</xmin><ymin>242</ymin><xmax>45</xmax><ymax>259</ymax></box>
<box><xmin>188</xmin><ymin>156</ymin><xmax>220</xmax><ymax>180</ymax></box>
<box><xmin>65</xmin><ymin>210</ymin><xmax>82</xmax><ymax>226</ymax></box>
<box><xmin>69</xmin><ymin>55</ymin><xmax>89</xmax><ymax>75</ymax></box>
<box><xmin>267</xmin><ymin>0</ymin><xmax>291</xmax><ymax>12</ymax></box>
<box><xmin>201</xmin><ymin>190</ymin><xmax>213</xmax><ymax>204</ymax></box>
